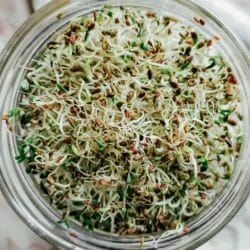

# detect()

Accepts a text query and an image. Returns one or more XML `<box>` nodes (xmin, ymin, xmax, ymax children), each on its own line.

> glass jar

<box><xmin>0</xmin><ymin>0</ymin><xmax>249</xmax><ymax>249</ymax></box>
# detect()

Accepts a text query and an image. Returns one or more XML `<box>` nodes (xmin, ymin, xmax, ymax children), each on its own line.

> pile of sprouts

<box><xmin>5</xmin><ymin>6</ymin><xmax>243</xmax><ymax>235</ymax></box>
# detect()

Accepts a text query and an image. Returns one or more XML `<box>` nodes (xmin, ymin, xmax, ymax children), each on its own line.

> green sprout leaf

<box><xmin>108</xmin><ymin>11</ymin><xmax>113</xmax><ymax>17</ymax></box>
<box><xmin>161</xmin><ymin>67</ymin><xmax>171</xmax><ymax>75</ymax></box>
<box><xmin>137</xmin><ymin>23</ymin><xmax>144</xmax><ymax>37</ymax></box>
<box><xmin>191</xmin><ymin>32</ymin><xmax>198</xmax><ymax>45</ymax></box>
<box><xmin>15</xmin><ymin>141</ymin><xmax>26</xmax><ymax>163</ymax></box>
<box><xmin>117</xmin><ymin>187</ymin><xmax>125</xmax><ymax>200</ymax></box>
<box><xmin>180</xmin><ymin>56</ymin><xmax>193</xmax><ymax>70</ymax></box>
<box><xmin>57</xmin><ymin>218</ymin><xmax>70</xmax><ymax>228</ymax></box>
<box><xmin>82</xmin><ymin>214</ymin><xmax>94</xmax><ymax>230</ymax></box>
<box><xmin>21</xmin><ymin>79</ymin><xmax>30</xmax><ymax>91</ymax></box>
<box><xmin>56</xmin><ymin>83</ymin><xmax>67</xmax><ymax>93</ymax></box>
<box><xmin>199</xmin><ymin>156</ymin><xmax>208</xmax><ymax>171</ymax></box>
<box><xmin>206</xmin><ymin>56</ymin><xmax>223</xmax><ymax>69</ymax></box>
<box><xmin>126</xmin><ymin>172</ymin><xmax>132</xmax><ymax>184</ymax></box>
<box><xmin>152</xmin><ymin>156</ymin><xmax>162</xmax><ymax>161</ymax></box>
<box><xmin>130</xmin><ymin>15</ymin><xmax>136</xmax><ymax>24</ymax></box>
<box><xmin>219</xmin><ymin>108</ymin><xmax>232</xmax><ymax>121</ymax></box>
<box><xmin>95</xmin><ymin>139</ymin><xmax>106</xmax><ymax>150</ymax></box>
<box><xmin>72</xmin><ymin>200</ymin><xmax>84</xmax><ymax>206</ymax></box>
<box><xmin>140</xmin><ymin>42</ymin><xmax>149</xmax><ymax>51</ymax></box>
<box><xmin>8</xmin><ymin>108</ymin><xmax>21</xmax><ymax>117</ymax></box>
<box><xmin>221</xmin><ymin>174</ymin><xmax>231</xmax><ymax>180</ymax></box>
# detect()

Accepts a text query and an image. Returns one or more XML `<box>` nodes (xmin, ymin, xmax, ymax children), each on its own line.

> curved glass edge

<box><xmin>0</xmin><ymin>0</ymin><xmax>249</xmax><ymax>249</ymax></box>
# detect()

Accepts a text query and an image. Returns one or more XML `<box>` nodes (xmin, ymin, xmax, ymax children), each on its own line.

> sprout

<box><xmin>161</xmin><ymin>67</ymin><xmax>171</xmax><ymax>75</ymax></box>
<box><xmin>8</xmin><ymin>108</ymin><xmax>21</xmax><ymax>117</ymax></box>
<box><xmin>8</xmin><ymin>6</ymin><xmax>242</xmax><ymax>236</ymax></box>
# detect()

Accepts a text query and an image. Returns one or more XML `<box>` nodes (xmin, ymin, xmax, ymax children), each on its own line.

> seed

<box><xmin>228</xmin><ymin>118</ymin><xmax>237</xmax><ymax>126</ymax></box>
<box><xmin>146</xmin><ymin>11</ymin><xmax>156</xmax><ymax>18</ymax></box>
<box><xmin>86</xmin><ymin>22</ymin><xmax>95</xmax><ymax>30</ymax></box>
<box><xmin>206</xmin><ymin>39</ymin><xmax>212</xmax><ymax>47</ymax></box>
<box><xmin>227</xmin><ymin>74</ymin><xmax>237</xmax><ymax>84</ymax></box>
<box><xmin>200</xmin><ymin>193</ymin><xmax>207</xmax><ymax>199</ymax></box>
<box><xmin>199</xmin><ymin>18</ymin><xmax>205</xmax><ymax>25</ymax></box>
<box><xmin>69</xmin><ymin>231</ymin><xmax>78</xmax><ymax>238</ymax></box>
<box><xmin>158</xmin><ymin>214</ymin><xmax>166</xmax><ymax>223</ymax></box>
<box><xmin>170</xmin><ymin>81</ymin><xmax>179</xmax><ymax>89</ymax></box>
<box><xmin>183</xmin><ymin>226</ymin><xmax>190</xmax><ymax>233</ymax></box>
<box><xmin>171</xmin><ymin>220</ymin><xmax>179</xmax><ymax>228</ymax></box>
<box><xmin>55</xmin><ymin>156</ymin><xmax>64</xmax><ymax>163</ymax></box>
<box><xmin>99</xmin><ymin>178</ymin><xmax>112</xmax><ymax>186</ymax></box>
<box><xmin>47</xmin><ymin>175</ymin><xmax>55</xmax><ymax>184</ymax></box>
<box><xmin>125</xmin><ymin>109</ymin><xmax>135</xmax><ymax>118</ymax></box>
<box><xmin>129</xmin><ymin>144</ymin><xmax>136</xmax><ymax>152</ymax></box>
<box><xmin>2</xmin><ymin>115</ymin><xmax>9</xmax><ymax>121</ymax></box>
<box><xmin>155</xmin><ymin>90</ymin><xmax>161</xmax><ymax>97</ymax></box>
<box><xmin>125</xmin><ymin>20</ymin><xmax>131</xmax><ymax>26</ymax></box>
<box><xmin>213</xmin><ymin>35</ymin><xmax>220</xmax><ymax>40</ymax></box>
<box><xmin>134</xmin><ymin>154</ymin><xmax>141</xmax><ymax>161</ymax></box>
<box><xmin>225</xmin><ymin>83</ymin><xmax>233</xmax><ymax>96</ymax></box>
<box><xmin>127</xmin><ymin>227</ymin><xmax>136</xmax><ymax>234</ymax></box>
<box><xmin>95</xmin><ymin>118</ymin><xmax>102</xmax><ymax>126</ymax></box>
<box><xmin>193</xmin><ymin>17</ymin><xmax>205</xmax><ymax>25</ymax></box>
<box><xmin>69</xmin><ymin>34</ymin><xmax>77</xmax><ymax>44</ymax></box>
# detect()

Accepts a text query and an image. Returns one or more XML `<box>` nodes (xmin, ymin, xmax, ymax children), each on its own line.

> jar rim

<box><xmin>0</xmin><ymin>0</ymin><xmax>250</xmax><ymax>249</ymax></box>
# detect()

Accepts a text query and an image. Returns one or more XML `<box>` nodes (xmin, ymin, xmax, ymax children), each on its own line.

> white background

<box><xmin>0</xmin><ymin>0</ymin><xmax>249</xmax><ymax>249</ymax></box>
